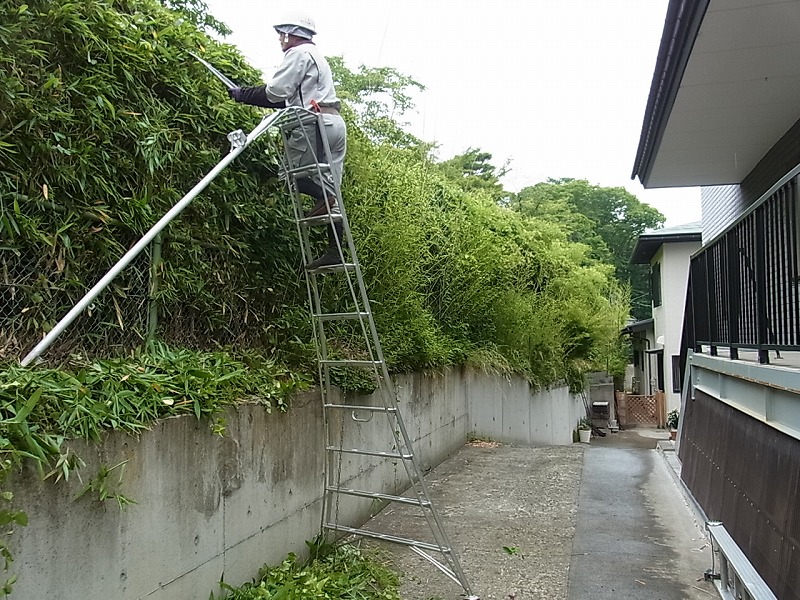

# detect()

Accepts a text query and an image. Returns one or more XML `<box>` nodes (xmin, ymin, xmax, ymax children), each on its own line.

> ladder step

<box><xmin>286</xmin><ymin>162</ymin><xmax>331</xmax><ymax>176</ymax></box>
<box><xmin>277</xmin><ymin>112</ymin><xmax>319</xmax><ymax>130</ymax></box>
<box><xmin>326</xmin><ymin>446</ymin><xmax>412</xmax><ymax>459</ymax></box>
<box><xmin>298</xmin><ymin>213</ymin><xmax>343</xmax><ymax>226</ymax></box>
<box><xmin>323</xmin><ymin>524</ymin><xmax>450</xmax><ymax>554</ymax></box>
<box><xmin>326</xmin><ymin>487</ymin><xmax>431</xmax><ymax>507</ymax></box>
<box><xmin>323</xmin><ymin>404</ymin><xmax>396</xmax><ymax>413</ymax></box>
<box><xmin>320</xmin><ymin>359</ymin><xmax>382</xmax><ymax>368</ymax></box>
<box><xmin>307</xmin><ymin>262</ymin><xmax>356</xmax><ymax>274</ymax></box>
<box><xmin>313</xmin><ymin>311</ymin><xmax>370</xmax><ymax>321</ymax></box>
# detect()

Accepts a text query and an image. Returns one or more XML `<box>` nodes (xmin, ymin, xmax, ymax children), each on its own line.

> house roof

<box><xmin>621</xmin><ymin>318</ymin><xmax>654</xmax><ymax>335</ymax></box>
<box><xmin>630</xmin><ymin>221</ymin><xmax>703</xmax><ymax>264</ymax></box>
<box><xmin>631</xmin><ymin>0</ymin><xmax>800</xmax><ymax>188</ymax></box>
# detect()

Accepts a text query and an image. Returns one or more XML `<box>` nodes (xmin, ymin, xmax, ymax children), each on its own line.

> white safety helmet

<box><xmin>273</xmin><ymin>13</ymin><xmax>316</xmax><ymax>39</ymax></box>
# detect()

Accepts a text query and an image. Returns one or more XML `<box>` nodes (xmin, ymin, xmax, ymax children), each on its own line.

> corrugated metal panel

<box><xmin>680</xmin><ymin>389</ymin><xmax>800</xmax><ymax>600</ymax></box>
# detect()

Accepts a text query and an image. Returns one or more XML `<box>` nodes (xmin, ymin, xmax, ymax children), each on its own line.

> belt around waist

<box><xmin>318</xmin><ymin>106</ymin><xmax>340</xmax><ymax>116</ymax></box>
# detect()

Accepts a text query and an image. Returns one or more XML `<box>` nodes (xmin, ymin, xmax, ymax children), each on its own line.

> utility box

<box><xmin>592</xmin><ymin>401</ymin><xmax>610</xmax><ymax>420</ymax></box>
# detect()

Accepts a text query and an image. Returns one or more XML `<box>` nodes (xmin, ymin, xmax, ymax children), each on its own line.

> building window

<box><xmin>651</xmin><ymin>262</ymin><xmax>662</xmax><ymax>307</ymax></box>
<box><xmin>671</xmin><ymin>354</ymin><xmax>681</xmax><ymax>393</ymax></box>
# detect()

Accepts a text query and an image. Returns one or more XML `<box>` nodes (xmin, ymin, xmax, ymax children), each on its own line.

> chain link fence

<box><xmin>0</xmin><ymin>227</ymin><xmax>279</xmax><ymax>365</ymax></box>
<box><xmin>1</xmin><ymin>238</ymin><xmax>152</xmax><ymax>364</ymax></box>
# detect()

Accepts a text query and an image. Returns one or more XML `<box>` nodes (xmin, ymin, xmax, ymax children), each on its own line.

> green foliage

<box><xmin>439</xmin><ymin>147</ymin><xmax>509</xmax><ymax>201</ymax></box>
<box><xmin>0</xmin><ymin>344</ymin><xmax>305</xmax><ymax>447</ymax></box>
<box><xmin>328</xmin><ymin>57</ymin><xmax>427</xmax><ymax>149</ymax></box>
<box><xmin>343</xmin><ymin>127</ymin><xmax>627</xmax><ymax>386</ymax></box>
<box><xmin>514</xmin><ymin>178</ymin><xmax>665</xmax><ymax>320</ymax></box>
<box><xmin>1</xmin><ymin>0</ymin><xmax>631</xmax><ymax>389</ymax></box>
<box><xmin>74</xmin><ymin>460</ymin><xmax>136</xmax><ymax>509</ymax></box>
<box><xmin>0</xmin><ymin>0</ymin><xmax>304</xmax><ymax>358</ymax></box>
<box><xmin>215</xmin><ymin>544</ymin><xmax>400</xmax><ymax>600</ymax></box>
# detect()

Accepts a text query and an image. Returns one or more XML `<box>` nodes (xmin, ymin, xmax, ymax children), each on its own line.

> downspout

<box><xmin>643</xmin><ymin>337</ymin><xmax>652</xmax><ymax>395</ymax></box>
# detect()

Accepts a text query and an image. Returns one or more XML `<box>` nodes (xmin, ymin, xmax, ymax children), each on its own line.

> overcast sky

<box><xmin>203</xmin><ymin>0</ymin><xmax>701</xmax><ymax>227</ymax></box>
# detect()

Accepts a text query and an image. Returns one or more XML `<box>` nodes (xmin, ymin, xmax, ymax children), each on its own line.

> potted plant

<box><xmin>577</xmin><ymin>417</ymin><xmax>592</xmax><ymax>443</ymax></box>
<box><xmin>667</xmin><ymin>408</ymin><xmax>680</xmax><ymax>440</ymax></box>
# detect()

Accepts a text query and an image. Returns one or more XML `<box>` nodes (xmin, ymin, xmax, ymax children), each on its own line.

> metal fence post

<box><xmin>754</xmin><ymin>206</ymin><xmax>769</xmax><ymax>363</ymax></box>
<box><xmin>147</xmin><ymin>234</ymin><xmax>162</xmax><ymax>345</ymax></box>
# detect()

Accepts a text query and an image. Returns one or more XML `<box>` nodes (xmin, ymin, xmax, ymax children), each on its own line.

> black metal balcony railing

<box><xmin>685</xmin><ymin>176</ymin><xmax>800</xmax><ymax>364</ymax></box>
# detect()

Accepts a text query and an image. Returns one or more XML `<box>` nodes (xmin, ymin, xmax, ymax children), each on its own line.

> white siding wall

<box><xmin>653</xmin><ymin>241</ymin><xmax>702</xmax><ymax>411</ymax></box>
<box><xmin>701</xmin><ymin>184</ymin><xmax>746</xmax><ymax>241</ymax></box>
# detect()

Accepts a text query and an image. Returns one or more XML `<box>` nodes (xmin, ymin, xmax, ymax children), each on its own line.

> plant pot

<box><xmin>669</xmin><ymin>428</ymin><xmax>677</xmax><ymax>441</ymax></box>
<box><xmin>579</xmin><ymin>429</ymin><xmax>591</xmax><ymax>443</ymax></box>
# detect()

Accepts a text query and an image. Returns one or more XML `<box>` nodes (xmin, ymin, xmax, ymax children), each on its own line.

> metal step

<box><xmin>320</xmin><ymin>359</ymin><xmax>383</xmax><ymax>368</ymax></box>
<box><xmin>306</xmin><ymin>262</ymin><xmax>356</xmax><ymax>274</ymax></box>
<box><xmin>286</xmin><ymin>162</ymin><xmax>331</xmax><ymax>176</ymax></box>
<box><xmin>323</xmin><ymin>404</ymin><xmax>396</xmax><ymax>413</ymax></box>
<box><xmin>277</xmin><ymin>112</ymin><xmax>318</xmax><ymax>129</ymax></box>
<box><xmin>312</xmin><ymin>311</ymin><xmax>370</xmax><ymax>321</ymax></box>
<box><xmin>325</xmin><ymin>446</ymin><xmax>412</xmax><ymax>460</ymax></box>
<box><xmin>323</xmin><ymin>524</ymin><xmax>450</xmax><ymax>553</ymax></box>
<box><xmin>299</xmin><ymin>213</ymin><xmax>343</xmax><ymax>226</ymax></box>
<box><xmin>326</xmin><ymin>487</ymin><xmax>430</xmax><ymax>507</ymax></box>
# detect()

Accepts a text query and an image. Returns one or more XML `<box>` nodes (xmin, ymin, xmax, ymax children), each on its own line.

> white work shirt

<box><xmin>265</xmin><ymin>43</ymin><xmax>339</xmax><ymax>109</ymax></box>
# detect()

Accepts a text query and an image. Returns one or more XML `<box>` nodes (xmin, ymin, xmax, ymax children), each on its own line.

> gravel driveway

<box><xmin>364</xmin><ymin>442</ymin><xmax>584</xmax><ymax>600</ymax></box>
<box><xmin>361</xmin><ymin>432</ymin><xmax>714</xmax><ymax>600</ymax></box>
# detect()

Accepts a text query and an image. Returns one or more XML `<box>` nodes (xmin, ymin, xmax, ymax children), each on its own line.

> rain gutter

<box><xmin>631</xmin><ymin>0</ymin><xmax>710</xmax><ymax>187</ymax></box>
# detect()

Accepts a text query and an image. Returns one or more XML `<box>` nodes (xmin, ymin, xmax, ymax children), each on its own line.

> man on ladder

<box><xmin>228</xmin><ymin>12</ymin><xmax>346</xmax><ymax>270</ymax></box>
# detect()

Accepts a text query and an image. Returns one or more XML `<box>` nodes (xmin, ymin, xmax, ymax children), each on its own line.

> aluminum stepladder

<box><xmin>273</xmin><ymin>107</ymin><xmax>475</xmax><ymax>597</ymax></box>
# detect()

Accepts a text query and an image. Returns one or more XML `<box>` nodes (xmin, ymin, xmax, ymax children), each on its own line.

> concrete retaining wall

<box><xmin>8</xmin><ymin>368</ymin><xmax>585</xmax><ymax>599</ymax></box>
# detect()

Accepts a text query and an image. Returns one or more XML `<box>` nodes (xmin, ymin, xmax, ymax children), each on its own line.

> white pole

<box><xmin>21</xmin><ymin>112</ymin><xmax>282</xmax><ymax>366</ymax></box>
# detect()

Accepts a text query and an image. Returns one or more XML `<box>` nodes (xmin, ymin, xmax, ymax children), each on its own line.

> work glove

<box><xmin>227</xmin><ymin>85</ymin><xmax>286</xmax><ymax>109</ymax></box>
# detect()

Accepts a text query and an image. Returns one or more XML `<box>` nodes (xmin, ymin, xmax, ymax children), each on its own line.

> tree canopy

<box><xmin>513</xmin><ymin>178</ymin><xmax>665</xmax><ymax>319</ymax></box>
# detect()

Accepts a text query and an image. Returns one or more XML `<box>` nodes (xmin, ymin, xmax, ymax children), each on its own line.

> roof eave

<box><xmin>630</xmin><ymin>232</ymin><xmax>703</xmax><ymax>263</ymax></box>
<box><xmin>631</xmin><ymin>0</ymin><xmax>711</xmax><ymax>187</ymax></box>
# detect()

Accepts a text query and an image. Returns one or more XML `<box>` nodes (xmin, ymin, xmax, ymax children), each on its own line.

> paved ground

<box><xmin>363</xmin><ymin>429</ymin><xmax>716</xmax><ymax>600</ymax></box>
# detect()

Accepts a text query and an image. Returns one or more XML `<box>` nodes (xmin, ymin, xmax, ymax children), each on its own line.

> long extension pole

<box><xmin>21</xmin><ymin>112</ymin><xmax>282</xmax><ymax>367</ymax></box>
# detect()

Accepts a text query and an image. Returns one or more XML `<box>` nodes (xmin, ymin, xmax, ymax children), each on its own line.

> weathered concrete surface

<box><xmin>365</xmin><ymin>443</ymin><xmax>583</xmax><ymax>600</ymax></box>
<box><xmin>465</xmin><ymin>371</ymin><xmax>585</xmax><ymax>445</ymax></box>
<box><xmin>569</xmin><ymin>431</ymin><xmax>714</xmax><ymax>599</ymax></box>
<box><xmin>7</xmin><ymin>368</ymin><xmax>584</xmax><ymax>599</ymax></box>
<box><xmin>365</xmin><ymin>430</ymin><xmax>715</xmax><ymax>600</ymax></box>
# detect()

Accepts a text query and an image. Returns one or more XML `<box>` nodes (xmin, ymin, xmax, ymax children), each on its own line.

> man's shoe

<box><xmin>305</xmin><ymin>196</ymin><xmax>335</xmax><ymax>218</ymax></box>
<box><xmin>305</xmin><ymin>249</ymin><xmax>342</xmax><ymax>270</ymax></box>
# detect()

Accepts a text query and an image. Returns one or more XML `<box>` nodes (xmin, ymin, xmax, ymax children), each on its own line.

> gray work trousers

<box><xmin>285</xmin><ymin>113</ymin><xmax>347</xmax><ymax>214</ymax></box>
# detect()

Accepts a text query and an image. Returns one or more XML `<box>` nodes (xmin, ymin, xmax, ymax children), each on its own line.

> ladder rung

<box><xmin>298</xmin><ymin>213</ymin><xmax>343</xmax><ymax>226</ymax></box>
<box><xmin>286</xmin><ymin>162</ymin><xmax>330</xmax><ymax>176</ymax></box>
<box><xmin>313</xmin><ymin>311</ymin><xmax>369</xmax><ymax>321</ymax></box>
<box><xmin>323</xmin><ymin>404</ymin><xmax>396</xmax><ymax>412</ymax></box>
<box><xmin>323</xmin><ymin>524</ymin><xmax>450</xmax><ymax>554</ymax></box>
<box><xmin>307</xmin><ymin>262</ymin><xmax>356</xmax><ymax>274</ymax></box>
<box><xmin>320</xmin><ymin>359</ymin><xmax>382</xmax><ymax>368</ymax></box>
<box><xmin>326</xmin><ymin>446</ymin><xmax>411</xmax><ymax>459</ymax></box>
<box><xmin>326</xmin><ymin>487</ymin><xmax>430</xmax><ymax>507</ymax></box>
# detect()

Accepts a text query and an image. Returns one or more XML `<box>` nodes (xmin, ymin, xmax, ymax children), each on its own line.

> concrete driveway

<box><xmin>363</xmin><ymin>429</ymin><xmax>716</xmax><ymax>600</ymax></box>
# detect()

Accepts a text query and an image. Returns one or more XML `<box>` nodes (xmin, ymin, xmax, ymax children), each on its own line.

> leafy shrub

<box><xmin>216</xmin><ymin>544</ymin><xmax>400</xmax><ymax>600</ymax></box>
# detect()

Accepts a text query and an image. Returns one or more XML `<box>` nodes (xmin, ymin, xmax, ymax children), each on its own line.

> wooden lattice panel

<box><xmin>625</xmin><ymin>394</ymin><xmax>658</xmax><ymax>425</ymax></box>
